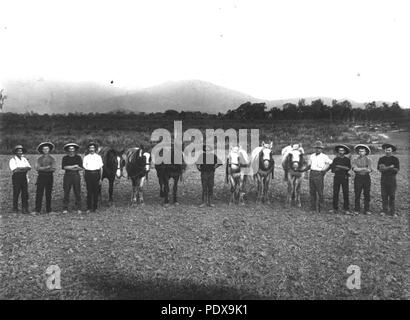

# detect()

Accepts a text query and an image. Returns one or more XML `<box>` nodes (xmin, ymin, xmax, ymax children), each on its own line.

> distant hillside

<box><xmin>1</xmin><ymin>78</ymin><xmax>387</xmax><ymax>114</ymax></box>
<box><xmin>2</xmin><ymin>79</ymin><xmax>128</xmax><ymax>114</ymax></box>
<box><xmin>99</xmin><ymin>80</ymin><xmax>260</xmax><ymax>114</ymax></box>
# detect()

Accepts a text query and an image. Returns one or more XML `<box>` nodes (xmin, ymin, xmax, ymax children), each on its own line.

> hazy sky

<box><xmin>2</xmin><ymin>0</ymin><xmax>409</xmax><ymax>105</ymax></box>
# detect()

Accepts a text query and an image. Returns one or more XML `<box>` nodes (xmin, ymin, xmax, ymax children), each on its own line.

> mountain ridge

<box><xmin>1</xmin><ymin>79</ymin><xmax>393</xmax><ymax>114</ymax></box>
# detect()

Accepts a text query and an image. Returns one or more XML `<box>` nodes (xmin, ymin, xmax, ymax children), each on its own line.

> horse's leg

<box><xmin>108</xmin><ymin>177</ymin><xmax>114</xmax><ymax>205</ymax></box>
<box><xmin>239</xmin><ymin>176</ymin><xmax>245</xmax><ymax>205</ymax></box>
<box><xmin>201</xmin><ymin>173</ymin><xmax>206</xmax><ymax>205</ymax></box>
<box><xmin>173</xmin><ymin>176</ymin><xmax>179</xmax><ymax>205</ymax></box>
<box><xmin>158</xmin><ymin>172</ymin><xmax>164</xmax><ymax>197</ymax></box>
<box><xmin>284</xmin><ymin>168</ymin><xmax>289</xmax><ymax>181</ymax></box>
<box><xmin>130</xmin><ymin>179</ymin><xmax>137</xmax><ymax>205</ymax></box>
<box><xmin>228</xmin><ymin>175</ymin><xmax>235</xmax><ymax>205</ymax></box>
<box><xmin>261</xmin><ymin>176</ymin><xmax>267</xmax><ymax>203</ymax></box>
<box><xmin>259</xmin><ymin>175</ymin><xmax>264</xmax><ymax>203</ymax></box>
<box><xmin>286</xmin><ymin>179</ymin><xmax>292</xmax><ymax>207</ymax></box>
<box><xmin>138</xmin><ymin>176</ymin><xmax>145</xmax><ymax>205</ymax></box>
<box><xmin>235</xmin><ymin>178</ymin><xmax>240</xmax><ymax>204</ymax></box>
<box><xmin>163</xmin><ymin>177</ymin><xmax>170</xmax><ymax>205</ymax></box>
<box><xmin>256</xmin><ymin>175</ymin><xmax>262</xmax><ymax>204</ymax></box>
<box><xmin>265</xmin><ymin>175</ymin><xmax>271</xmax><ymax>204</ymax></box>
<box><xmin>296</xmin><ymin>177</ymin><xmax>302</xmax><ymax>208</ymax></box>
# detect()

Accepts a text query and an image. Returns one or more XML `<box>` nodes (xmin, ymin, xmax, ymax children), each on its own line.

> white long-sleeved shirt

<box><xmin>9</xmin><ymin>155</ymin><xmax>31</xmax><ymax>172</ymax></box>
<box><xmin>83</xmin><ymin>153</ymin><xmax>104</xmax><ymax>170</ymax></box>
<box><xmin>309</xmin><ymin>153</ymin><xmax>332</xmax><ymax>171</ymax></box>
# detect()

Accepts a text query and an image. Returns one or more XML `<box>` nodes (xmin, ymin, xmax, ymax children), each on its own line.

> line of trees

<box><xmin>0</xmin><ymin>99</ymin><xmax>407</xmax><ymax>127</ymax></box>
<box><xmin>225</xmin><ymin>99</ymin><xmax>405</xmax><ymax>122</ymax></box>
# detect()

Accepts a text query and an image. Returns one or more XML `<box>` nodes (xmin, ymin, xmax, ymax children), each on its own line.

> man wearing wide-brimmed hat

<box><xmin>377</xmin><ymin>143</ymin><xmax>400</xmax><ymax>217</ymax></box>
<box><xmin>62</xmin><ymin>142</ymin><xmax>83</xmax><ymax>214</ymax></box>
<box><xmin>196</xmin><ymin>144</ymin><xmax>223</xmax><ymax>207</ymax></box>
<box><xmin>83</xmin><ymin>142</ymin><xmax>104</xmax><ymax>213</ymax></box>
<box><xmin>34</xmin><ymin>142</ymin><xmax>57</xmax><ymax>215</ymax></box>
<box><xmin>352</xmin><ymin>144</ymin><xmax>373</xmax><ymax>215</ymax></box>
<box><xmin>306</xmin><ymin>141</ymin><xmax>332</xmax><ymax>213</ymax></box>
<box><xmin>9</xmin><ymin>145</ymin><xmax>32</xmax><ymax>214</ymax></box>
<box><xmin>329</xmin><ymin>144</ymin><xmax>352</xmax><ymax>214</ymax></box>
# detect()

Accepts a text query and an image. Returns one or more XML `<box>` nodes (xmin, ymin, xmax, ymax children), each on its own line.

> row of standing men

<box><xmin>9</xmin><ymin>142</ymin><xmax>102</xmax><ymax>215</ymax></box>
<box><xmin>8</xmin><ymin>141</ymin><xmax>400</xmax><ymax>216</ymax></box>
<box><xmin>295</xmin><ymin>141</ymin><xmax>400</xmax><ymax>216</ymax></box>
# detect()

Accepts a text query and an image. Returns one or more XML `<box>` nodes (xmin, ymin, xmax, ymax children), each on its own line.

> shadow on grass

<box><xmin>82</xmin><ymin>271</ymin><xmax>264</xmax><ymax>300</ymax></box>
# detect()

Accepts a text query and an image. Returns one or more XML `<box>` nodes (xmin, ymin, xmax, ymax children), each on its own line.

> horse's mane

<box><xmin>99</xmin><ymin>147</ymin><xmax>116</xmax><ymax>164</ymax></box>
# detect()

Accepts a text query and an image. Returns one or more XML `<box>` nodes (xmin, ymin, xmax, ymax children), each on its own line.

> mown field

<box><xmin>1</xmin><ymin>149</ymin><xmax>409</xmax><ymax>299</ymax></box>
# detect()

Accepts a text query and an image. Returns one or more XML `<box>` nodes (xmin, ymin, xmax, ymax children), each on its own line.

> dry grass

<box><xmin>0</xmin><ymin>152</ymin><xmax>409</xmax><ymax>300</ymax></box>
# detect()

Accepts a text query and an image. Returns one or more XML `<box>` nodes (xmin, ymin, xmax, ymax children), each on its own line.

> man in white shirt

<box><xmin>306</xmin><ymin>141</ymin><xmax>332</xmax><ymax>213</ymax></box>
<box><xmin>9</xmin><ymin>145</ymin><xmax>32</xmax><ymax>214</ymax></box>
<box><xmin>83</xmin><ymin>142</ymin><xmax>104</xmax><ymax>213</ymax></box>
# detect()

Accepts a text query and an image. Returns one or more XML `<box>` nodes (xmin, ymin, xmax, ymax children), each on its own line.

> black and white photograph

<box><xmin>1</xmin><ymin>0</ymin><xmax>409</xmax><ymax>305</ymax></box>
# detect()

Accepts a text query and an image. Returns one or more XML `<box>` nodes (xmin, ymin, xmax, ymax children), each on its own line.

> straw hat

<box><xmin>354</xmin><ymin>144</ymin><xmax>371</xmax><ymax>155</ymax></box>
<box><xmin>37</xmin><ymin>141</ymin><xmax>55</xmax><ymax>153</ymax></box>
<box><xmin>63</xmin><ymin>142</ymin><xmax>80</xmax><ymax>152</ymax></box>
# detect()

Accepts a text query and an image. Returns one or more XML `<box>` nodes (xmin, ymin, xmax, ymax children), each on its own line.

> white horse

<box><xmin>226</xmin><ymin>145</ymin><xmax>250</xmax><ymax>205</ymax></box>
<box><xmin>250</xmin><ymin>141</ymin><xmax>275</xmax><ymax>204</ymax></box>
<box><xmin>282</xmin><ymin>147</ymin><xmax>308</xmax><ymax>207</ymax></box>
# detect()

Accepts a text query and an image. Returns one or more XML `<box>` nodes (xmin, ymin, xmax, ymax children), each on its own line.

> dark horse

<box><xmin>282</xmin><ymin>149</ymin><xmax>308</xmax><ymax>207</ymax></box>
<box><xmin>154</xmin><ymin>146</ymin><xmax>186</xmax><ymax>206</ymax></box>
<box><xmin>125</xmin><ymin>147</ymin><xmax>151</xmax><ymax>205</ymax></box>
<box><xmin>98</xmin><ymin>147</ymin><xmax>125</xmax><ymax>205</ymax></box>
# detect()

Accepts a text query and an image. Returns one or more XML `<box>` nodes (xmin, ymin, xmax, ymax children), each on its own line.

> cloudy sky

<box><xmin>1</xmin><ymin>0</ymin><xmax>409</xmax><ymax>106</ymax></box>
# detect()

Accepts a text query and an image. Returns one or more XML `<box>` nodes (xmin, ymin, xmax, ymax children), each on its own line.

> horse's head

<box><xmin>125</xmin><ymin>147</ymin><xmax>152</xmax><ymax>179</ymax></box>
<box><xmin>115</xmin><ymin>149</ymin><xmax>126</xmax><ymax>178</ymax></box>
<box><xmin>100</xmin><ymin>147</ymin><xmax>126</xmax><ymax>179</ymax></box>
<box><xmin>287</xmin><ymin>149</ymin><xmax>304</xmax><ymax>170</ymax></box>
<box><xmin>259</xmin><ymin>141</ymin><xmax>274</xmax><ymax>170</ymax></box>
<box><xmin>142</xmin><ymin>150</ymin><xmax>151</xmax><ymax>173</ymax></box>
<box><xmin>229</xmin><ymin>145</ymin><xmax>249</xmax><ymax>168</ymax></box>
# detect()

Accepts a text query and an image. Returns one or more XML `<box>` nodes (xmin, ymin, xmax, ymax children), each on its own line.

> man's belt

<box><xmin>38</xmin><ymin>171</ymin><xmax>53</xmax><ymax>175</ymax></box>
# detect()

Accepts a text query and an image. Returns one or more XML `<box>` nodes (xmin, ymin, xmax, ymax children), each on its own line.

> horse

<box><xmin>226</xmin><ymin>145</ymin><xmax>250</xmax><ymax>205</ymax></box>
<box><xmin>125</xmin><ymin>147</ymin><xmax>151</xmax><ymax>205</ymax></box>
<box><xmin>154</xmin><ymin>146</ymin><xmax>186</xmax><ymax>206</ymax></box>
<box><xmin>250</xmin><ymin>141</ymin><xmax>275</xmax><ymax>204</ymax></box>
<box><xmin>282</xmin><ymin>148</ymin><xmax>308</xmax><ymax>207</ymax></box>
<box><xmin>98</xmin><ymin>147</ymin><xmax>125</xmax><ymax>205</ymax></box>
<box><xmin>281</xmin><ymin>143</ymin><xmax>304</xmax><ymax>181</ymax></box>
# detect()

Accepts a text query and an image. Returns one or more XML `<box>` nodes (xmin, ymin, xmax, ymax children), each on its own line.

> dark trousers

<box><xmin>381</xmin><ymin>176</ymin><xmax>396</xmax><ymax>214</ymax></box>
<box><xmin>85</xmin><ymin>170</ymin><xmax>101</xmax><ymax>210</ymax></box>
<box><xmin>35</xmin><ymin>173</ymin><xmax>53</xmax><ymax>213</ymax></box>
<box><xmin>354</xmin><ymin>174</ymin><xmax>371</xmax><ymax>212</ymax></box>
<box><xmin>63</xmin><ymin>173</ymin><xmax>81</xmax><ymax>210</ymax></box>
<box><xmin>201</xmin><ymin>170</ymin><xmax>215</xmax><ymax>204</ymax></box>
<box><xmin>333</xmin><ymin>175</ymin><xmax>349</xmax><ymax>210</ymax></box>
<box><xmin>12</xmin><ymin>172</ymin><xmax>29</xmax><ymax>212</ymax></box>
<box><xmin>309</xmin><ymin>171</ymin><xmax>324</xmax><ymax>211</ymax></box>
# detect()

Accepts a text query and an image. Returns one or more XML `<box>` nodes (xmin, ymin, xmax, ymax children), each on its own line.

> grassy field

<box><xmin>1</xmin><ymin>148</ymin><xmax>409</xmax><ymax>299</ymax></box>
